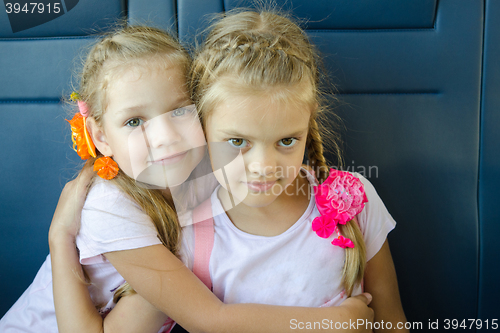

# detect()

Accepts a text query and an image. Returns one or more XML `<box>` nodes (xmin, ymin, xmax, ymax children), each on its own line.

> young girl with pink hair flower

<box><xmin>179</xmin><ymin>9</ymin><xmax>408</xmax><ymax>331</ymax></box>
<box><xmin>61</xmin><ymin>9</ymin><xmax>407</xmax><ymax>332</ymax></box>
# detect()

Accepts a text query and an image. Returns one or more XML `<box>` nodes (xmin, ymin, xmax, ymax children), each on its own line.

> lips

<box><xmin>245</xmin><ymin>180</ymin><xmax>277</xmax><ymax>192</ymax></box>
<box><xmin>151</xmin><ymin>151</ymin><xmax>188</xmax><ymax>165</ymax></box>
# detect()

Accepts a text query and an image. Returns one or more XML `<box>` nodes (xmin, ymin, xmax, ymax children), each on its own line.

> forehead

<box><xmin>104</xmin><ymin>61</ymin><xmax>187</xmax><ymax>102</ymax></box>
<box><xmin>105</xmin><ymin>56</ymin><xmax>183</xmax><ymax>84</ymax></box>
<box><xmin>207</xmin><ymin>92</ymin><xmax>311</xmax><ymax>140</ymax></box>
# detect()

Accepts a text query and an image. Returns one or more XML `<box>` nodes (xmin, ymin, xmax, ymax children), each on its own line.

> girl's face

<box><xmin>97</xmin><ymin>64</ymin><xmax>206</xmax><ymax>187</ymax></box>
<box><xmin>205</xmin><ymin>90</ymin><xmax>312</xmax><ymax>208</ymax></box>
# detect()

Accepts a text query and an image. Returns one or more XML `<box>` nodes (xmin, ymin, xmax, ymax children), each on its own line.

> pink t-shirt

<box><xmin>0</xmin><ymin>179</ymin><xmax>163</xmax><ymax>332</ymax></box>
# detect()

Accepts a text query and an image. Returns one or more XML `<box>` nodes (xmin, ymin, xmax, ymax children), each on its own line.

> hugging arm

<box><xmin>49</xmin><ymin>167</ymin><xmax>104</xmax><ymax>333</ymax></box>
<box><xmin>50</xmin><ymin>228</ymin><xmax>167</xmax><ymax>333</ymax></box>
<box><xmin>50</xmin><ymin>171</ymin><xmax>374</xmax><ymax>333</ymax></box>
<box><xmin>363</xmin><ymin>239</ymin><xmax>409</xmax><ymax>333</ymax></box>
<box><xmin>105</xmin><ymin>244</ymin><xmax>376</xmax><ymax>333</ymax></box>
<box><xmin>49</xmin><ymin>168</ymin><xmax>167</xmax><ymax>333</ymax></box>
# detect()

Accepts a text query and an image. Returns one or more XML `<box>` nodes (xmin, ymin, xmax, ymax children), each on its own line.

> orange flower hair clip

<box><xmin>66</xmin><ymin>96</ymin><xmax>96</xmax><ymax>160</ymax></box>
<box><xmin>93</xmin><ymin>156</ymin><xmax>119</xmax><ymax>180</ymax></box>
<box><xmin>67</xmin><ymin>92</ymin><xmax>119</xmax><ymax>180</ymax></box>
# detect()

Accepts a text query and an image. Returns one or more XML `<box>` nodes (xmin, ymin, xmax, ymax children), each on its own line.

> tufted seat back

<box><xmin>1</xmin><ymin>0</ymin><xmax>498</xmax><ymax>326</ymax></box>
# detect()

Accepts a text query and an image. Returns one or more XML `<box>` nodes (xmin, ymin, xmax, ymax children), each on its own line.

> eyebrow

<box><xmin>220</xmin><ymin>128</ymin><xmax>308</xmax><ymax>140</ymax></box>
<box><xmin>116</xmin><ymin>105</ymin><xmax>146</xmax><ymax>115</ymax></box>
<box><xmin>116</xmin><ymin>97</ymin><xmax>190</xmax><ymax>115</ymax></box>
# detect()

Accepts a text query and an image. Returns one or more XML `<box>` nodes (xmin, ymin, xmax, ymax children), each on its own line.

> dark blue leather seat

<box><xmin>0</xmin><ymin>0</ymin><xmax>126</xmax><ymax>316</ymax></box>
<box><xmin>1</xmin><ymin>0</ymin><xmax>498</xmax><ymax>329</ymax></box>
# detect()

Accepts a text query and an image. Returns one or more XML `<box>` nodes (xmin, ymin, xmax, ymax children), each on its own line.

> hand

<box><xmin>338</xmin><ymin>293</ymin><xmax>374</xmax><ymax>333</ymax></box>
<box><xmin>48</xmin><ymin>166</ymin><xmax>94</xmax><ymax>244</ymax></box>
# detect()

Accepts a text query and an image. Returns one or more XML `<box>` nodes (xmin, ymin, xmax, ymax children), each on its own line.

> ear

<box><xmin>86</xmin><ymin>117</ymin><xmax>113</xmax><ymax>156</ymax></box>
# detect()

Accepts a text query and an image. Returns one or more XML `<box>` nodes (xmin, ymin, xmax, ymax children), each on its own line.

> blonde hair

<box><xmin>74</xmin><ymin>25</ymin><xmax>191</xmax><ymax>302</ymax></box>
<box><xmin>190</xmin><ymin>10</ymin><xmax>365</xmax><ymax>296</ymax></box>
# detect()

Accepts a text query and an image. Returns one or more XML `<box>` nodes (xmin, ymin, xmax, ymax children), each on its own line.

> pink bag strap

<box><xmin>192</xmin><ymin>198</ymin><xmax>215</xmax><ymax>290</ymax></box>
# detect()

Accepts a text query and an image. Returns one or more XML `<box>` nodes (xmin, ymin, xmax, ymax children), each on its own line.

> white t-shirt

<box><xmin>0</xmin><ymin>179</ymin><xmax>162</xmax><ymax>332</ymax></box>
<box><xmin>77</xmin><ymin>179</ymin><xmax>162</xmax><ymax>315</ymax></box>
<box><xmin>180</xmin><ymin>171</ymin><xmax>396</xmax><ymax>307</ymax></box>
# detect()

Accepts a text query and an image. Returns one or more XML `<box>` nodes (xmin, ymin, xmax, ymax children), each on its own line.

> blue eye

<box><xmin>171</xmin><ymin>108</ymin><xmax>187</xmax><ymax>117</ymax></box>
<box><xmin>228</xmin><ymin>138</ymin><xmax>248</xmax><ymax>148</ymax></box>
<box><xmin>171</xmin><ymin>105</ymin><xmax>196</xmax><ymax>117</ymax></box>
<box><xmin>278</xmin><ymin>138</ymin><xmax>297</xmax><ymax>147</ymax></box>
<box><xmin>126</xmin><ymin>118</ymin><xmax>144</xmax><ymax>127</ymax></box>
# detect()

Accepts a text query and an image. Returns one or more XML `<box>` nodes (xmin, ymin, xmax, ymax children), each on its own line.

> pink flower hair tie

<box><xmin>311</xmin><ymin>169</ymin><xmax>368</xmax><ymax>248</ymax></box>
<box><xmin>70</xmin><ymin>92</ymin><xmax>90</xmax><ymax>117</ymax></box>
<box><xmin>77</xmin><ymin>100</ymin><xmax>89</xmax><ymax>117</ymax></box>
<box><xmin>332</xmin><ymin>235</ymin><xmax>355</xmax><ymax>249</ymax></box>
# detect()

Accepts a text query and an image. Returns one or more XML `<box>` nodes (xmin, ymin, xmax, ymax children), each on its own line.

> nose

<box><xmin>145</xmin><ymin>113</ymin><xmax>182</xmax><ymax>148</ymax></box>
<box><xmin>246</xmin><ymin>145</ymin><xmax>277</xmax><ymax>177</ymax></box>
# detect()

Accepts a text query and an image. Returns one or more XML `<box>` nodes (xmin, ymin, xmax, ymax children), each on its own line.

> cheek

<box><xmin>185</xmin><ymin>123</ymin><xmax>207</xmax><ymax>148</ymax></box>
<box><xmin>226</xmin><ymin>152</ymin><xmax>247</xmax><ymax>183</ymax></box>
<box><xmin>120</xmin><ymin>132</ymin><xmax>149</xmax><ymax>178</ymax></box>
<box><xmin>279</xmin><ymin>148</ymin><xmax>306</xmax><ymax>179</ymax></box>
<box><xmin>210</xmin><ymin>150</ymin><xmax>246</xmax><ymax>185</ymax></box>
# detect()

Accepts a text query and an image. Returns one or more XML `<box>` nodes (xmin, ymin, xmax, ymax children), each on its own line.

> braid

<box><xmin>307</xmin><ymin>115</ymin><xmax>366</xmax><ymax>297</ymax></box>
<box><xmin>306</xmin><ymin>117</ymin><xmax>329</xmax><ymax>182</ymax></box>
<box><xmin>338</xmin><ymin>222</ymin><xmax>366</xmax><ymax>296</ymax></box>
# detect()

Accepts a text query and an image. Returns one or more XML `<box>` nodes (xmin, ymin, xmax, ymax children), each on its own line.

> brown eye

<box><xmin>228</xmin><ymin>138</ymin><xmax>247</xmax><ymax>147</ymax></box>
<box><xmin>279</xmin><ymin>138</ymin><xmax>297</xmax><ymax>147</ymax></box>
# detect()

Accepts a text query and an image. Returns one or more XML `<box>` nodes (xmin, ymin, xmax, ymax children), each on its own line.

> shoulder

<box><xmin>350</xmin><ymin>172</ymin><xmax>391</xmax><ymax>218</ymax></box>
<box><xmin>80</xmin><ymin>179</ymin><xmax>155</xmax><ymax>238</ymax></box>
<box><xmin>351</xmin><ymin>172</ymin><xmax>396</xmax><ymax>261</ymax></box>
<box><xmin>351</xmin><ymin>172</ymin><xmax>378</xmax><ymax>201</ymax></box>
<box><xmin>86</xmin><ymin>178</ymin><xmax>127</xmax><ymax>202</ymax></box>
<box><xmin>82</xmin><ymin>178</ymin><xmax>152</xmax><ymax>226</ymax></box>
<box><xmin>78</xmin><ymin>180</ymin><xmax>160</xmax><ymax>262</ymax></box>
<box><xmin>84</xmin><ymin>179</ymin><xmax>141</xmax><ymax>213</ymax></box>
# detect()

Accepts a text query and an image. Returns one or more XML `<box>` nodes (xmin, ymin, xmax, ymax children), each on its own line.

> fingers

<box><xmin>76</xmin><ymin>164</ymin><xmax>95</xmax><ymax>189</ymax></box>
<box><xmin>53</xmin><ymin>166</ymin><xmax>94</xmax><ymax>230</ymax></box>
<box><xmin>351</xmin><ymin>292</ymin><xmax>373</xmax><ymax>305</ymax></box>
<box><xmin>62</xmin><ymin>164</ymin><xmax>94</xmax><ymax>197</ymax></box>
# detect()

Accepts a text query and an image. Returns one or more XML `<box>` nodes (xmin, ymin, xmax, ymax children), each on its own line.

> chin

<box><xmin>238</xmin><ymin>185</ymin><xmax>283</xmax><ymax>207</ymax></box>
<box><xmin>131</xmin><ymin>164</ymin><xmax>191</xmax><ymax>189</ymax></box>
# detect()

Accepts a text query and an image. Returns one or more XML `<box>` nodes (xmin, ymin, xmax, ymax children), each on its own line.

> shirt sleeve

<box><xmin>77</xmin><ymin>180</ymin><xmax>162</xmax><ymax>265</ymax></box>
<box><xmin>354</xmin><ymin>173</ymin><xmax>396</xmax><ymax>262</ymax></box>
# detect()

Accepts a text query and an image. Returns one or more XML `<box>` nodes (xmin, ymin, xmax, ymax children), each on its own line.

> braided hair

<box><xmin>190</xmin><ymin>10</ymin><xmax>365</xmax><ymax>296</ymax></box>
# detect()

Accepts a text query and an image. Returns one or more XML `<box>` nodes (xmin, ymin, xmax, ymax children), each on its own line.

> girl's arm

<box><xmin>105</xmin><ymin>245</ymin><xmax>374</xmax><ymax>333</ymax></box>
<box><xmin>51</xmin><ymin>226</ymin><xmax>374</xmax><ymax>333</ymax></box>
<box><xmin>49</xmin><ymin>168</ymin><xmax>167</xmax><ymax>333</ymax></box>
<box><xmin>50</xmin><ymin>230</ymin><xmax>167</xmax><ymax>333</ymax></box>
<box><xmin>50</xmin><ymin>170</ymin><xmax>374</xmax><ymax>333</ymax></box>
<box><xmin>49</xmin><ymin>167</ymin><xmax>103</xmax><ymax>332</ymax></box>
<box><xmin>363</xmin><ymin>239</ymin><xmax>409</xmax><ymax>333</ymax></box>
